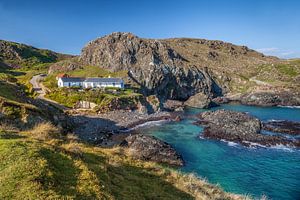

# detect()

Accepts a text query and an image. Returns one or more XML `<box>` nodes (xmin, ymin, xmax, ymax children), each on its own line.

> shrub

<box><xmin>30</xmin><ymin>122</ymin><xmax>61</xmax><ymax>141</ymax></box>
<box><xmin>62</xmin><ymin>142</ymin><xmax>83</xmax><ymax>157</ymax></box>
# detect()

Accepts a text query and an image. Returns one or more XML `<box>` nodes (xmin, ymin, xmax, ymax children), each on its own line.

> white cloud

<box><xmin>256</xmin><ymin>47</ymin><xmax>298</xmax><ymax>59</ymax></box>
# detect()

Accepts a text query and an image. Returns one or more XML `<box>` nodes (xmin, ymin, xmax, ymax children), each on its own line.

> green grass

<box><xmin>69</xmin><ymin>65</ymin><xmax>128</xmax><ymax>78</ymax></box>
<box><xmin>0</xmin><ymin>128</ymin><xmax>245</xmax><ymax>200</ymax></box>
<box><xmin>45</xmin><ymin>87</ymin><xmax>142</xmax><ymax>108</ymax></box>
<box><xmin>275</xmin><ymin>64</ymin><xmax>298</xmax><ymax>77</ymax></box>
<box><xmin>0</xmin><ymin>83</ymin><xmax>21</xmax><ymax>102</ymax></box>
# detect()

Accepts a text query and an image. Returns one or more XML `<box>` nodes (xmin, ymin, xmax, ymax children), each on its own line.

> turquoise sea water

<box><xmin>142</xmin><ymin>104</ymin><xmax>300</xmax><ymax>200</ymax></box>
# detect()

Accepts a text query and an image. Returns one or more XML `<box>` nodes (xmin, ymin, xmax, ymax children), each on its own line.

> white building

<box><xmin>57</xmin><ymin>77</ymin><xmax>124</xmax><ymax>88</ymax></box>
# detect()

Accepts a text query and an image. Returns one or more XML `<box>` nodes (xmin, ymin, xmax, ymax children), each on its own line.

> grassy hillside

<box><xmin>0</xmin><ymin>40</ymin><xmax>73</xmax><ymax>69</ymax></box>
<box><xmin>0</xmin><ymin>125</ymin><xmax>247</xmax><ymax>200</ymax></box>
<box><xmin>164</xmin><ymin>38</ymin><xmax>300</xmax><ymax>93</ymax></box>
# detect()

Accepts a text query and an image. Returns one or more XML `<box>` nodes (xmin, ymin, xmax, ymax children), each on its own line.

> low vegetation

<box><xmin>45</xmin><ymin>87</ymin><xmax>142</xmax><ymax>110</ymax></box>
<box><xmin>0</xmin><ymin>123</ymin><xmax>248</xmax><ymax>200</ymax></box>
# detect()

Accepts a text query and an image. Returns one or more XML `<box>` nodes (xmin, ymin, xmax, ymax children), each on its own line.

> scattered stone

<box><xmin>121</xmin><ymin>134</ymin><xmax>184</xmax><ymax>166</ymax></box>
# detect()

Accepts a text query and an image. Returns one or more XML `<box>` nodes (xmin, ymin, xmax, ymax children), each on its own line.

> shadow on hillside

<box><xmin>81</xmin><ymin>152</ymin><xmax>194</xmax><ymax>200</ymax></box>
<box><xmin>38</xmin><ymin>147</ymin><xmax>86</xmax><ymax>198</ymax></box>
<box><xmin>0</xmin><ymin>132</ymin><xmax>26</xmax><ymax>139</ymax></box>
<box><xmin>71</xmin><ymin>115</ymin><xmax>126</xmax><ymax>145</ymax></box>
<box><xmin>0</xmin><ymin>64</ymin><xmax>26</xmax><ymax>76</ymax></box>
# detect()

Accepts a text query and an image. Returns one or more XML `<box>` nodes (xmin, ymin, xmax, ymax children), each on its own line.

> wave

<box><xmin>198</xmin><ymin>135</ymin><xmax>205</xmax><ymax>140</ymax></box>
<box><xmin>277</xmin><ymin>105</ymin><xmax>300</xmax><ymax>109</ymax></box>
<box><xmin>220</xmin><ymin>139</ymin><xmax>239</xmax><ymax>147</ymax></box>
<box><xmin>124</xmin><ymin>120</ymin><xmax>168</xmax><ymax>132</ymax></box>
<box><xmin>267</xmin><ymin>119</ymin><xmax>285</xmax><ymax>122</ymax></box>
<box><xmin>269</xmin><ymin>144</ymin><xmax>297</xmax><ymax>152</ymax></box>
<box><xmin>242</xmin><ymin>141</ymin><xmax>297</xmax><ymax>152</ymax></box>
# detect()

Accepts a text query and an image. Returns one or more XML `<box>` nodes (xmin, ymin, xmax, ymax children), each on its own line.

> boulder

<box><xmin>184</xmin><ymin>93</ymin><xmax>214</xmax><ymax>109</ymax></box>
<box><xmin>74</xmin><ymin>101</ymin><xmax>97</xmax><ymax>109</ymax></box>
<box><xmin>121</xmin><ymin>134</ymin><xmax>183</xmax><ymax>166</ymax></box>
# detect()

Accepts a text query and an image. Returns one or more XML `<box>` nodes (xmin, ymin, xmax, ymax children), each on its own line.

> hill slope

<box><xmin>0</xmin><ymin>40</ymin><xmax>73</xmax><ymax>69</ymax></box>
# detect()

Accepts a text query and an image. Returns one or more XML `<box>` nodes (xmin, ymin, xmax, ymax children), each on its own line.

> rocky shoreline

<box><xmin>69</xmin><ymin>99</ymin><xmax>300</xmax><ymax>166</ymax></box>
<box><xmin>71</xmin><ymin>110</ymin><xmax>173</xmax><ymax>143</ymax></box>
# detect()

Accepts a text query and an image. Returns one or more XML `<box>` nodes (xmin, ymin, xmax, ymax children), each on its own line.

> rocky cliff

<box><xmin>79</xmin><ymin>33</ymin><xmax>223</xmax><ymax>100</ymax></box>
<box><xmin>78</xmin><ymin>32</ymin><xmax>280</xmax><ymax>100</ymax></box>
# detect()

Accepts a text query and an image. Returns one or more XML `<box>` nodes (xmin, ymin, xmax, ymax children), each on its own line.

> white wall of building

<box><xmin>58</xmin><ymin>78</ymin><xmax>124</xmax><ymax>89</ymax></box>
<box><xmin>83</xmin><ymin>82</ymin><xmax>123</xmax><ymax>88</ymax></box>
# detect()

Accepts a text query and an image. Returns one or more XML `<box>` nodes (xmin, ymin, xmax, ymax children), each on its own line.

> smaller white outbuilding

<box><xmin>57</xmin><ymin>77</ymin><xmax>124</xmax><ymax>89</ymax></box>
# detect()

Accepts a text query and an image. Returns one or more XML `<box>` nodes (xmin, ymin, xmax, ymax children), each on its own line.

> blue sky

<box><xmin>0</xmin><ymin>0</ymin><xmax>299</xmax><ymax>58</ymax></box>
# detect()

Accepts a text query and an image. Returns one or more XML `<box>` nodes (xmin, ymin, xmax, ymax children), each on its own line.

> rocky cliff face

<box><xmin>79</xmin><ymin>32</ymin><xmax>224</xmax><ymax>100</ymax></box>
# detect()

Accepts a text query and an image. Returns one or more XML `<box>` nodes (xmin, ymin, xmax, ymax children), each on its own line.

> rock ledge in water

<box><xmin>196</xmin><ymin>109</ymin><xmax>300</xmax><ymax>147</ymax></box>
<box><xmin>121</xmin><ymin>134</ymin><xmax>184</xmax><ymax>166</ymax></box>
<box><xmin>262</xmin><ymin>120</ymin><xmax>300</xmax><ymax>136</ymax></box>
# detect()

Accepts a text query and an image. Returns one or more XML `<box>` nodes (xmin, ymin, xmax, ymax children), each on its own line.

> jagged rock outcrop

<box><xmin>48</xmin><ymin>58</ymin><xmax>82</xmax><ymax>74</ymax></box>
<box><xmin>79</xmin><ymin>32</ymin><xmax>222</xmax><ymax>100</ymax></box>
<box><xmin>121</xmin><ymin>134</ymin><xmax>184</xmax><ymax>166</ymax></box>
<box><xmin>196</xmin><ymin>109</ymin><xmax>300</xmax><ymax>147</ymax></box>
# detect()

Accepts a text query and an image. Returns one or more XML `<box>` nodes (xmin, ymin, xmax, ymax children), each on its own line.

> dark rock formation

<box><xmin>184</xmin><ymin>92</ymin><xmax>214</xmax><ymax>109</ymax></box>
<box><xmin>241</xmin><ymin>92</ymin><xmax>300</xmax><ymax>107</ymax></box>
<box><xmin>262</xmin><ymin>120</ymin><xmax>300</xmax><ymax>136</ymax></box>
<box><xmin>121</xmin><ymin>134</ymin><xmax>184</xmax><ymax>166</ymax></box>
<box><xmin>196</xmin><ymin>109</ymin><xmax>299</xmax><ymax>147</ymax></box>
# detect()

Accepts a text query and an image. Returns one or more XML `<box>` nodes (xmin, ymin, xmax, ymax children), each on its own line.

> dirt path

<box><xmin>249</xmin><ymin>77</ymin><xmax>272</xmax><ymax>86</ymax></box>
<box><xmin>30</xmin><ymin>74</ymin><xmax>69</xmax><ymax>111</ymax></box>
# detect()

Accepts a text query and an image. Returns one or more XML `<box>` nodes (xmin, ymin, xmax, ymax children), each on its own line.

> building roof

<box><xmin>56</xmin><ymin>73</ymin><xmax>69</xmax><ymax>78</ymax></box>
<box><xmin>60</xmin><ymin>77</ymin><xmax>85</xmax><ymax>82</ymax></box>
<box><xmin>84</xmin><ymin>78</ymin><xmax>123</xmax><ymax>83</ymax></box>
<box><xmin>59</xmin><ymin>77</ymin><xmax>123</xmax><ymax>83</ymax></box>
